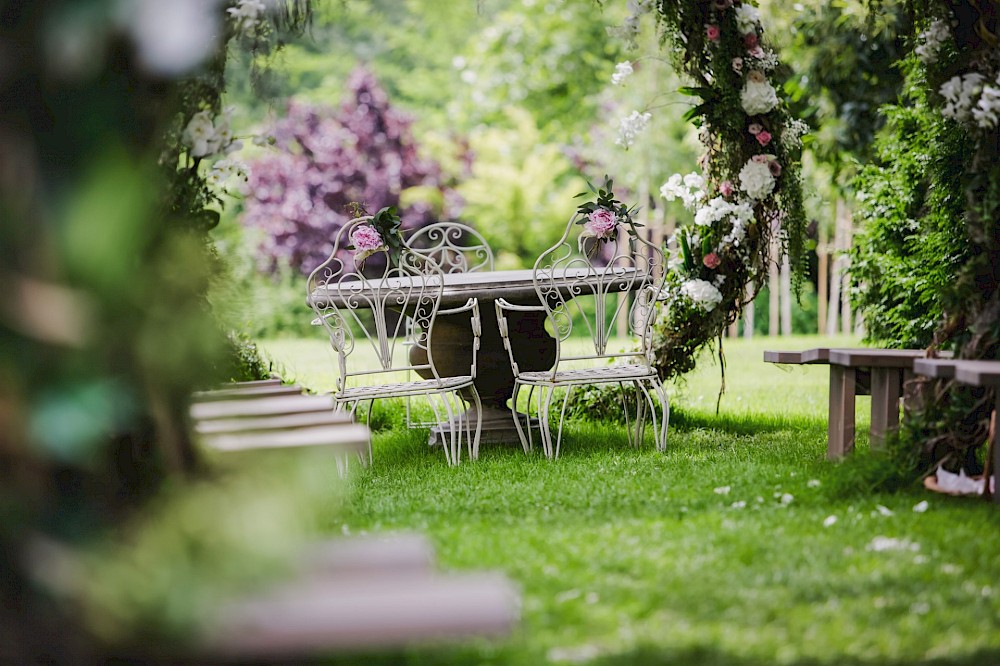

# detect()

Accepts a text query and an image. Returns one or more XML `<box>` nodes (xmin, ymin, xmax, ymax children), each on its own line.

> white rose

<box><xmin>735</xmin><ymin>4</ymin><xmax>762</xmax><ymax>33</ymax></box>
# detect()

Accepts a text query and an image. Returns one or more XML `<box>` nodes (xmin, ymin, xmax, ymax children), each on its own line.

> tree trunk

<box><xmin>743</xmin><ymin>284</ymin><xmax>755</xmax><ymax>338</ymax></box>
<box><xmin>780</xmin><ymin>251</ymin><xmax>792</xmax><ymax>336</ymax></box>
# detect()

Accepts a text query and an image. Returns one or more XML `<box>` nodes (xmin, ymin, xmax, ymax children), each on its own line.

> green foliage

<box><xmin>455</xmin><ymin>108</ymin><xmax>587</xmax><ymax>267</ymax></box>
<box><xmin>849</xmin><ymin>61</ymin><xmax>975</xmax><ymax>349</ymax></box>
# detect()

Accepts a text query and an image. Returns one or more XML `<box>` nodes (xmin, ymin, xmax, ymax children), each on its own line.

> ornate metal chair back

<box><xmin>306</xmin><ymin>217</ymin><xmax>447</xmax><ymax>395</ymax></box>
<box><xmin>406</xmin><ymin>221</ymin><xmax>495</xmax><ymax>274</ymax></box>
<box><xmin>533</xmin><ymin>213</ymin><xmax>665</xmax><ymax>368</ymax></box>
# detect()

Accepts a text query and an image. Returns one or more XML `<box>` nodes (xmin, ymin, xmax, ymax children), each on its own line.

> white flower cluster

<box><xmin>739</xmin><ymin>157</ymin><xmax>776</xmax><ymax>200</ymax></box>
<box><xmin>915</xmin><ymin>19</ymin><xmax>951</xmax><ymax>65</ymax></box>
<box><xmin>781</xmin><ymin>118</ymin><xmax>810</xmax><ymax>149</ymax></box>
<box><xmin>740</xmin><ymin>76</ymin><xmax>779</xmax><ymax>115</ymax></box>
<box><xmin>693</xmin><ymin>196</ymin><xmax>753</xmax><ymax>230</ymax></box>
<box><xmin>206</xmin><ymin>158</ymin><xmax>250</xmax><ymax>188</ymax></box>
<box><xmin>660</xmin><ymin>172</ymin><xmax>705</xmax><ymax>209</ymax></box>
<box><xmin>734</xmin><ymin>4</ymin><xmax>762</xmax><ymax>33</ymax></box>
<box><xmin>182</xmin><ymin>108</ymin><xmax>242</xmax><ymax>157</ymax></box>
<box><xmin>611</xmin><ymin>61</ymin><xmax>634</xmax><ymax>86</ymax></box>
<box><xmin>228</xmin><ymin>0</ymin><xmax>267</xmax><ymax>34</ymax></box>
<box><xmin>681</xmin><ymin>278</ymin><xmax>723</xmax><ymax>312</ymax></box>
<box><xmin>615</xmin><ymin>110</ymin><xmax>652</xmax><ymax>149</ymax></box>
<box><xmin>939</xmin><ymin>71</ymin><xmax>1000</xmax><ymax>127</ymax></box>
<box><xmin>749</xmin><ymin>49</ymin><xmax>779</xmax><ymax>72</ymax></box>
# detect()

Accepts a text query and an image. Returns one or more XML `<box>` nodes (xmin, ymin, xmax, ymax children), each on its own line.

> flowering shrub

<box><xmin>240</xmin><ymin>67</ymin><xmax>456</xmax><ymax>275</ymax></box>
<box><xmin>616</xmin><ymin>1</ymin><xmax>807</xmax><ymax>379</ymax></box>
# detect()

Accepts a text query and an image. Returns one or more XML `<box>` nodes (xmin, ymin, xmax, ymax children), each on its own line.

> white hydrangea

<box><xmin>615</xmin><ymin>110</ymin><xmax>652</xmax><ymax>149</ymax></box>
<box><xmin>915</xmin><ymin>19</ymin><xmax>951</xmax><ymax>65</ymax></box>
<box><xmin>739</xmin><ymin>157</ymin><xmax>776</xmax><ymax>200</ymax></box>
<box><xmin>740</xmin><ymin>77</ymin><xmax>779</xmax><ymax>115</ymax></box>
<box><xmin>972</xmin><ymin>82</ymin><xmax>1000</xmax><ymax>129</ymax></box>
<box><xmin>611</xmin><ymin>61</ymin><xmax>634</xmax><ymax>86</ymax></box>
<box><xmin>228</xmin><ymin>0</ymin><xmax>267</xmax><ymax>34</ymax></box>
<box><xmin>734</xmin><ymin>4</ymin><xmax>762</xmax><ymax>33</ymax></box>
<box><xmin>940</xmin><ymin>72</ymin><xmax>986</xmax><ymax>123</ymax></box>
<box><xmin>660</xmin><ymin>172</ymin><xmax>705</xmax><ymax>209</ymax></box>
<box><xmin>681</xmin><ymin>279</ymin><xmax>724</xmax><ymax>312</ymax></box>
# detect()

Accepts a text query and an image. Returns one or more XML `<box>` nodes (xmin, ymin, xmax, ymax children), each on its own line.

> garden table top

<box><xmin>307</xmin><ymin>267</ymin><xmax>643</xmax><ymax>308</ymax></box>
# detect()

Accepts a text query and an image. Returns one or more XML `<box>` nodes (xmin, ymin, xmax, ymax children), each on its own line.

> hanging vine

<box><xmin>618</xmin><ymin>1</ymin><xmax>808</xmax><ymax>380</ymax></box>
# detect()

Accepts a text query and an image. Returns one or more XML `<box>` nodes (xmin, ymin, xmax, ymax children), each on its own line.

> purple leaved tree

<box><xmin>241</xmin><ymin>66</ymin><xmax>459</xmax><ymax>275</ymax></box>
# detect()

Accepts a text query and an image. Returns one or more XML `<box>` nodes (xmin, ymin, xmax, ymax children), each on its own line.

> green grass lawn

<box><xmin>260</xmin><ymin>335</ymin><xmax>1000</xmax><ymax>665</ymax></box>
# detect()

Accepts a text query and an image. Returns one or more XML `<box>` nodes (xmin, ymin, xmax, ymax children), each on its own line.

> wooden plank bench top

<box><xmin>190</xmin><ymin>394</ymin><xmax>336</xmax><ymax>421</ymax></box>
<box><xmin>192</xmin><ymin>384</ymin><xmax>307</xmax><ymax>400</ymax></box>
<box><xmin>762</xmin><ymin>348</ymin><xmax>830</xmax><ymax>364</ymax></box>
<box><xmin>201</xmin><ymin>571</ymin><xmax>520</xmax><ymax>657</ymax></box>
<box><xmin>201</xmin><ymin>423</ymin><xmax>370</xmax><ymax>453</ymax></box>
<box><xmin>952</xmin><ymin>360</ymin><xmax>1000</xmax><ymax>386</ymax></box>
<box><xmin>912</xmin><ymin>358</ymin><xmax>960</xmax><ymax>379</ymax></box>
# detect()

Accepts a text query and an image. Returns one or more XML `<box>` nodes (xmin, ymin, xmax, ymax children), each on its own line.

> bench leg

<box><xmin>870</xmin><ymin>368</ymin><xmax>902</xmax><ymax>450</ymax></box>
<box><xmin>828</xmin><ymin>365</ymin><xmax>856</xmax><ymax>459</ymax></box>
<box><xmin>993</xmin><ymin>395</ymin><xmax>999</xmax><ymax>505</ymax></box>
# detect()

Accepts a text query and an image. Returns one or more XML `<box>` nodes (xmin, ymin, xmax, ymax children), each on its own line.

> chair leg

<box><xmin>553</xmin><ymin>386</ymin><xmax>573</xmax><ymax>459</ymax></box>
<box><xmin>617</xmin><ymin>381</ymin><xmax>634</xmax><ymax>447</ymax></box>
<box><xmin>538</xmin><ymin>386</ymin><xmax>556</xmax><ymax>459</ymax></box>
<box><xmin>648</xmin><ymin>379</ymin><xmax>670</xmax><ymax>452</ymax></box>
<box><xmin>439</xmin><ymin>392</ymin><xmax>460</xmax><ymax>466</ymax></box>
<box><xmin>427</xmin><ymin>394</ymin><xmax>451</xmax><ymax>464</ymax></box>
<box><xmin>466</xmin><ymin>385</ymin><xmax>484</xmax><ymax>461</ymax></box>
<box><xmin>510</xmin><ymin>383</ymin><xmax>531</xmax><ymax>454</ymax></box>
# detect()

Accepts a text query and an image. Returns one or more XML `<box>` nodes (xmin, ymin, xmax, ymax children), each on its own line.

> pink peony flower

<box><xmin>751</xmin><ymin>154</ymin><xmax>770</xmax><ymax>165</ymax></box>
<box><xmin>706</xmin><ymin>24</ymin><xmax>721</xmax><ymax>41</ymax></box>
<box><xmin>744</xmin><ymin>32</ymin><xmax>759</xmax><ymax>49</ymax></box>
<box><xmin>351</xmin><ymin>224</ymin><xmax>386</xmax><ymax>262</ymax></box>
<box><xmin>584</xmin><ymin>207</ymin><xmax>618</xmax><ymax>239</ymax></box>
<box><xmin>749</xmin><ymin>45</ymin><xmax>765</xmax><ymax>58</ymax></box>
<box><xmin>703</xmin><ymin>252</ymin><xmax>722</xmax><ymax>269</ymax></box>
<box><xmin>720</xmin><ymin>180</ymin><xmax>734</xmax><ymax>197</ymax></box>
<box><xmin>768</xmin><ymin>159</ymin><xmax>782</xmax><ymax>177</ymax></box>
<box><xmin>748</xmin><ymin>123</ymin><xmax>763</xmax><ymax>135</ymax></box>
<box><xmin>756</xmin><ymin>130</ymin><xmax>773</xmax><ymax>146</ymax></box>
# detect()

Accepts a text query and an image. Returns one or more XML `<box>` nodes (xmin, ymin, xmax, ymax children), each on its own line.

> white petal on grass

<box><xmin>779</xmin><ymin>493</ymin><xmax>794</xmax><ymax>505</ymax></box>
<box><xmin>731</xmin><ymin>500</ymin><xmax>747</xmax><ymax>509</ymax></box>
<box><xmin>866</xmin><ymin>536</ymin><xmax>920</xmax><ymax>552</ymax></box>
<box><xmin>823</xmin><ymin>515</ymin><xmax>838</xmax><ymax>527</ymax></box>
<box><xmin>913</xmin><ymin>500</ymin><xmax>930</xmax><ymax>513</ymax></box>
<box><xmin>714</xmin><ymin>486</ymin><xmax>731</xmax><ymax>495</ymax></box>
<box><xmin>807</xmin><ymin>479</ymin><xmax>821</xmax><ymax>488</ymax></box>
<box><xmin>874</xmin><ymin>504</ymin><xmax>894</xmax><ymax>517</ymax></box>
<box><xmin>547</xmin><ymin>645</ymin><xmax>601</xmax><ymax>663</ymax></box>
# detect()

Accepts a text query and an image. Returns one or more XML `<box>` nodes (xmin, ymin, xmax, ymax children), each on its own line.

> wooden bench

<box><xmin>913</xmin><ymin>359</ymin><xmax>999</xmax><ymax>504</ymax></box>
<box><xmin>188</xmin><ymin>384</ymin><xmax>369</xmax><ymax>462</ymax></box>
<box><xmin>764</xmin><ymin>348</ymin><xmax>951</xmax><ymax>459</ymax></box>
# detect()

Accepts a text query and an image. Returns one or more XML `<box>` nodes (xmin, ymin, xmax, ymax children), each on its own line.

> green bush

<box><xmin>848</xmin><ymin>62</ymin><xmax>974</xmax><ymax>349</ymax></box>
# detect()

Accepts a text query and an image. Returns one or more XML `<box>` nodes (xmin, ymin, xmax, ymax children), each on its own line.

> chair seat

<box><xmin>517</xmin><ymin>363</ymin><xmax>657</xmax><ymax>386</ymax></box>
<box><xmin>338</xmin><ymin>375</ymin><xmax>474</xmax><ymax>402</ymax></box>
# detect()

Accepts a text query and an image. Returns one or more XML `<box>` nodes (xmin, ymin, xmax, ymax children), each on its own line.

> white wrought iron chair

<box><xmin>494</xmin><ymin>213</ymin><xmax>668</xmax><ymax>458</ymax></box>
<box><xmin>306</xmin><ymin>216</ymin><xmax>483</xmax><ymax>465</ymax></box>
<box><xmin>402</xmin><ymin>221</ymin><xmax>494</xmax><ymax>429</ymax></box>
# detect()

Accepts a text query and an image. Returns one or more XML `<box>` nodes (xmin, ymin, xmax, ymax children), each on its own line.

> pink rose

<box><xmin>731</xmin><ymin>57</ymin><xmax>744</xmax><ymax>73</ymax></box>
<box><xmin>749</xmin><ymin>46</ymin><xmax>765</xmax><ymax>58</ymax></box>
<box><xmin>768</xmin><ymin>159</ymin><xmax>782</xmax><ymax>177</ymax></box>
<box><xmin>352</xmin><ymin>225</ymin><xmax>384</xmax><ymax>253</ymax></box>
<box><xmin>706</xmin><ymin>24</ymin><xmax>721</xmax><ymax>41</ymax></box>
<box><xmin>756</xmin><ymin>130</ymin><xmax>772</xmax><ymax>146</ymax></box>
<box><xmin>748</xmin><ymin>123</ymin><xmax>763</xmax><ymax>135</ymax></box>
<box><xmin>585</xmin><ymin>208</ymin><xmax>618</xmax><ymax>239</ymax></box>
<box><xmin>751</xmin><ymin>154</ymin><xmax>769</xmax><ymax>164</ymax></box>
<box><xmin>719</xmin><ymin>180</ymin><xmax>734</xmax><ymax>197</ymax></box>
<box><xmin>703</xmin><ymin>252</ymin><xmax>722</xmax><ymax>269</ymax></box>
<box><xmin>744</xmin><ymin>32</ymin><xmax>759</xmax><ymax>49</ymax></box>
